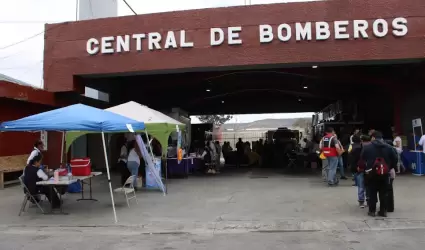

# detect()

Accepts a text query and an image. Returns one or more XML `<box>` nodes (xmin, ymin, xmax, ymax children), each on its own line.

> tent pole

<box><xmin>102</xmin><ymin>132</ymin><xmax>118</xmax><ymax>223</ymax></box>
<box><xmin>165</xmin><ymin>156</ymin><xmax>168</xmax><ymax>194</ymax></box>
<box><xmin>60</xmin><ymin>131</ymin><xmax>65</xmax><ymax>166</ymax></box>
<box><xmin>143</xmin><ymin>130</ymin><xmax>155</xmax><ymax>160</ymax></box>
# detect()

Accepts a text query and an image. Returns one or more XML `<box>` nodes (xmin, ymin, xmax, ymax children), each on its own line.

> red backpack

<box><xmin>372</xmin><ymin>147</ymin><xmax>389</xmax><ymax>176</ymax></box>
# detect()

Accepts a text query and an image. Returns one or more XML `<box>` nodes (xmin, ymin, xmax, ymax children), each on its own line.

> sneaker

<box><xmin>207</xmin><ymin>169</ymin><xmax>212</xmax><ymax>174</ymax></box>
<box><xmin>359</xmin><ymin>202</ymin><xmax>365</xmax><ymax>208</ymax></box>
<box><xmin>211</xmin><ymin>169</ymin><xmax>216</xmax><ymax>174</ymax></box>
<box><xmin>340</xmin><ymin>176</ymin><xmax>348</xmax><ymax>180</ymax></box>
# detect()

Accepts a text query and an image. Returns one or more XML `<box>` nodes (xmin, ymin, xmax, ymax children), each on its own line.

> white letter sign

<box><xmin>210</xmin><ymin>28</ymin><xmax>224</xmax><ymax>46</ymax></box>
<box><xmin>101</xmin><ymin>36</ymin><xmax>114</xmax><ymax>54</ymax></box>
<box><xmin>315</xmin><ymin>22</ymin><xmax>330</xmax><ymax>40</ymax></box>
<box><xmin>228</xmin><ymin>26</ymin><xmax>243</xmax><ymax>45</ymax></box>
<box><xmin>86</xmin><ymin>38</ymin><xmax>99</xmax><ymax>55</ymax></box>
<box><xmin>259</xmin><ymin>25</ymin><xmax>273</xmax><ymax>43</ymax></box>
<box><xmin>334</xmin><ymin>20</ymin><xmax>350</xmax><ymax>39</ymax></box>
<box><xmin>295</xmin><ymin>22</ymin><xmax>312</xmax><ymax>41</ymax></box>
<box><xmin>373</xmin><ymin>19</ymin><xmax>389</xmax><ymax>38</ymax></box>
<box><xmin>180</xmin><ymin>30</ymin><xmax>194</xmax><ymax>48</ymax></box>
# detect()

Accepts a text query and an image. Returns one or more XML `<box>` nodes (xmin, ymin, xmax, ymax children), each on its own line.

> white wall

<box><xmin>78</xmin><ymin>0</ymin><xmax>118</xmax><ymax>20</ymax></box>
<box><xmin>79</xmin><ymin>0</ymin><xmax>117</xmax><ymax>101</ymax></box>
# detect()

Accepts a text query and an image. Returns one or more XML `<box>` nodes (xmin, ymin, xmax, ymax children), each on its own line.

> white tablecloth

<box><xmin>36</xmin><ymin>172</ymin><xmax>102</xmax><ymax>186</ymax></box>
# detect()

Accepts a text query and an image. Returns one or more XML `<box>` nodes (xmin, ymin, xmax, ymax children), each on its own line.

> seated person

<box><xmin>24</xmin><ymin>154</ymin><xmax>61</xmax><ymax>208</ymax></box>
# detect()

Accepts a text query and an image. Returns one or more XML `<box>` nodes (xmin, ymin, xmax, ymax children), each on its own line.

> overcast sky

<box><xmin>0</xmin><ymin>0</ymin><xmax>314</xmax><ymax>122</ymax></box>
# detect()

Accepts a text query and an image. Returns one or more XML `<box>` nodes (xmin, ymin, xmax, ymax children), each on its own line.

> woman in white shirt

<box><xmin>118</xmin><ymin>138</ymin><xmax>130</xmax><ymax>185</ymax></box>
<box><xmin>127</xmin><ymin>140</ymin><xmax>142</xmax><ymax>188</ymax></box>
<box><xmin>393</xmin><ymin>132</ymin><xmax>405</xmax><ymax>173</ymax></box>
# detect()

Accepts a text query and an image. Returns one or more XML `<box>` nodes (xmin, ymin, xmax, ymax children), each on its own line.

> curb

<box><xmin>2</xmin><ymin>219</ymin><xmax>425</xmax><ymax>235</ymax></box>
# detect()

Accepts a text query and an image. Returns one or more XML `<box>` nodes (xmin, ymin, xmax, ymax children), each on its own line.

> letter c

<box><xmin>86</xmin><ymin>38</ymin><xmax>99</xmax><ymax>55</ymax></box>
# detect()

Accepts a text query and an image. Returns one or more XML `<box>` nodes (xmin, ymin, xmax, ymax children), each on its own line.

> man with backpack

<box><xmin>360</xmin><ymin>131</ymin><xmax>397</xmax><ymax>217</ymax></box>
<box><xmin>320</xmin><ymin>127</ymin><xmax>343</xmax><ymax>186</ymax></box>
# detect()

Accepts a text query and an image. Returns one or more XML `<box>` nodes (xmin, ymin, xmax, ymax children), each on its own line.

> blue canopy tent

<box><xmin>0</xmin><ymin>104</ymin><xmax>145</xmax><ymax>223</ymax></box>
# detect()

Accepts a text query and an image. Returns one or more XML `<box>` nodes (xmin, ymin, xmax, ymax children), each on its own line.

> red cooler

<box><xmin>70</xmin><ymin>158</ymin><xmax>92</xmax><ymax>176</ymax></box>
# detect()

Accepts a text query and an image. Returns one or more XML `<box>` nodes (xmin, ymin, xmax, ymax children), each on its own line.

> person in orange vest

<box><xmin>320</xmin><ymin>127</ymin><xmax>343</xmax><ymax>186</ymax></box>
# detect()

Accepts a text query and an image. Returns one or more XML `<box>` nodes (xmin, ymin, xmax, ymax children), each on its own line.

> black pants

<box><xmin>368</xmin><ymin>176</ymin><xmax>390</xmax><ymax>213</ymax></box>
<box><xmin>387</xmin><ymin>179</ymin><xmax>394</xmax><ymax>212</ymax></box>
<box><xmin>33</xmin><ymin>186</ymin><xmax>61</xmax><ymax>208</ymax></box>
<box><xmin>118</xmin><ymin>160</ymin><xmax>130</xmax><ymax>185</ymax></box>
<box><xmin>342</xmin><ymin>152</ymin><xmax>348</xmax><ymax>171</ymax></box>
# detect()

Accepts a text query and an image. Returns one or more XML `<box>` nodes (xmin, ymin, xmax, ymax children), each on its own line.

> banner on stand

<box><xmin>412</xmin><ymin>118</ymin><xmax>423</xmax><ymax>152</ymax></box>
<box><xmin>135</xmin><ymin>134</ymin><xmax>166</xmax><ymax>194</ymax></box>
<box><xmin>176</xmin><ymin>125</ymin><xmax>182</xmax><ymax>164</ymax></box>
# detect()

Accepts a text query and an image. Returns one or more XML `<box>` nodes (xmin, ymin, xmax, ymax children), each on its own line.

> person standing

<box><xmin>202</xmin><ymin>140</ymin><xmax>216</xmax><ymax>174</ymax></box>
<box><xmin>319</xmin><ymin>151</ymin><xmax>328</xmax><ymax>182</ymax></box>
<box><xmin>349</xmin><ymin>135</ymin><xmax>365</xmax><ymax>207</ymax></box>
<box><xmin>236</xmin><ymin>138</ymin><xmax>244</xmax><ymax>167</ymax></box>
<box><xmin>361</xmin><ymin>131</ymin><xmax>397</xmax><ymax>217</ymax></box>
<box><xmin>215</xmin><ymin>141</ymin><xmax>222</xmax><ymax>173</ymax></box>
<box><xmin>340</xmin><ymin>129</ymin><xmax>351</xmax><ymax>179</ymax></box>
<box><xmin>350</xmin><ymin>128</ymin><xmax>361</xmax><ymax>145</ymax></box>
<box><xmin>127</xmin><ymin>140</ymin><xmax>142</xmax><ymax>189</ymax></box>
<box><xmin>335</xmin><ymin>136</ymin><xmax>347</xmax><ymax>180</ymax></box>
<box><xmin>118</xmin><ymin>138</ymin><xmax>130</xmax><ymax>185</ymax></box>
<box><xmin>360</xmin><ymin>134</ymin><xmax>372</xmax><ymax>204</ymax></box>
<box><xmin>392</xmin><ymin>132</ymin><xmax>405</xmax><ymax>173</ymax></box>
<box><xmin>27</xmin><ymin>140</ymin><xmax>44</xmax><ymax>165</ymax></box>
<box><xmin>320</xmin><ymin>127</ymin><xmax>343</xmax><ymax>186</ymax></box>
<box><xmin>23</xmin><ymin>140</ymin><xmax>45</xmax><ymax>176</ymax></box>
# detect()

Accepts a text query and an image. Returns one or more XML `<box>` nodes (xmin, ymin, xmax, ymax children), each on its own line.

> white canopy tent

<box><xmin>106</xmin><ymin>102</ymin><xmax>186</xmax><ymax>193</ymax></box>
<box><xmin>106</xmin><ymin>101</ymin><xmax>183</xmax><ymax>126</ymax></box>
<box><xmin>106</xmin><ymin>101</ymin><xmax>185</xmax><ymax>157</ymax></box>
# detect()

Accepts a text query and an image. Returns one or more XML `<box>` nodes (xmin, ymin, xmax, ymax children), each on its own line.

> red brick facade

<box><xmin>43</xmin><ymin>0</ymin><xmax>425</xmax><ymax>92</ymax></box>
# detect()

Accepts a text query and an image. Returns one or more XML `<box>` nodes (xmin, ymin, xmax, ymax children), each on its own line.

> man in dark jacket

<box><xmin>349</xmin><ymin>135</ymin><xmax>364</xmax><ymax>206</ymax></box>
<box><xmin>361</xmin><ymin>131</ymin><xmax>397</xmax><ymax>217</ymax></box>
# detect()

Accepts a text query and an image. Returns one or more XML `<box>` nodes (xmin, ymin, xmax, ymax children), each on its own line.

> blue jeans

<box><xmin>353</xmin><ymin>173</ymin><xmax>358</xmax><ymax>186</ymax></box>
<box><xmin>338</xmin><ymin>156</ymin><xmax>345</xmax><ymax>177</ymax></box>
<box><xmin>127</xmin><ymin>161</ymin><xmax>139</xmax><ymax>187</ymax></box>
<box><xmin>327</xmin><ymin>156</ymin><xmax>339</xmax><ymax>185</ymax></box>
<box><xmin>356</xmin><ymin>172</ymin><xmax>365</xmax><ymax>202</ymax></box>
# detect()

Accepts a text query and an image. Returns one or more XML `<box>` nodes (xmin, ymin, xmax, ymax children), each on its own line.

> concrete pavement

<box><xmin>1</xmin><ymin>167</ymin><xmax>425</xmax><ymax>248</ymax></box>
<box><xmin>1</xmin><ymin>226</ymin><xmax>425</xmax><ymax>250</ymax></box>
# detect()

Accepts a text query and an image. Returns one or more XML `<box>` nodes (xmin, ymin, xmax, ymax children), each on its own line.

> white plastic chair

<box><xmin>18</xmin><ymin>176</ymin><xmax>45</xmax><ymax>216</ymax></box>
<box><xmin>114</xmin><ymin>175</ymin><xmax>138</xmax><ymax>208</ymax></box>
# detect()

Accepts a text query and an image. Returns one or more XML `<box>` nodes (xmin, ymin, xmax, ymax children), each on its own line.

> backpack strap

<box><xmin>326</xmin><ymin>136</ymin><xmax>335</xmax><ymax>148</ymax></box>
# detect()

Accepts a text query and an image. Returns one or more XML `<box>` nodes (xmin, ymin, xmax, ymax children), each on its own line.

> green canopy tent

<box><xmin>65</xmin><ymin>101</ymin><xmax>185</xmax><ymax>157</ymax></box>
